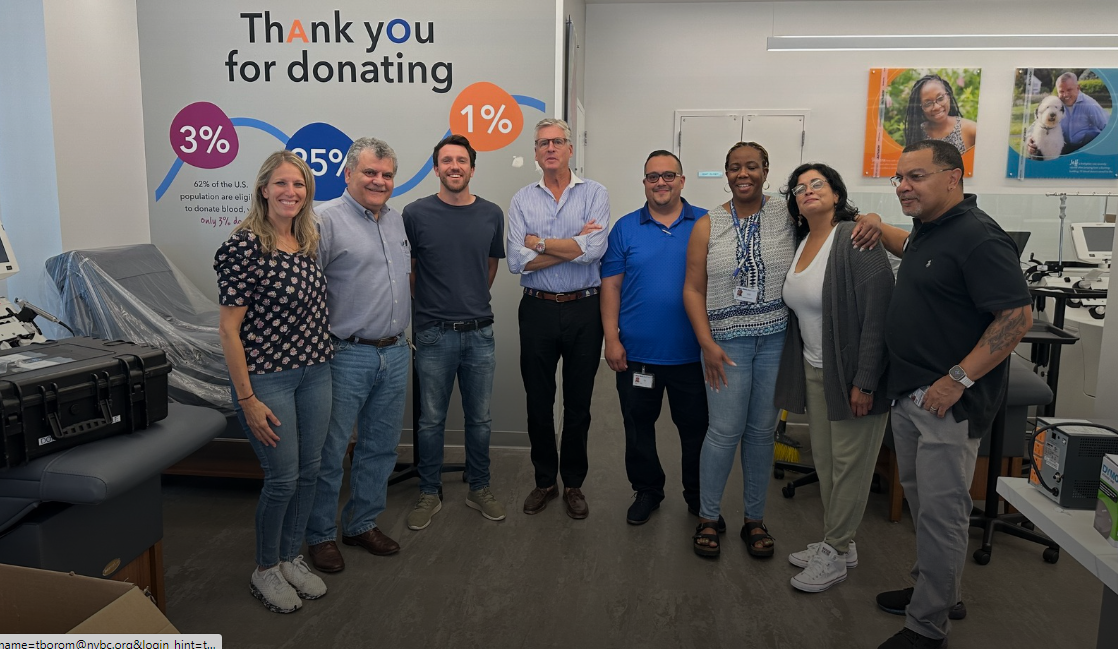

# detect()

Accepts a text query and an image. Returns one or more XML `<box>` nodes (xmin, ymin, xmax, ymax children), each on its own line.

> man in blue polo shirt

<box><xmin>601</xmin><ymin>150</ymin><xmax>708</xmax><ymax>525</ymax></box>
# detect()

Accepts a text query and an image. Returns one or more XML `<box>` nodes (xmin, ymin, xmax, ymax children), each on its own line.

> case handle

<box><xmin>40</xmin><ymin>373</ymin><xmax>115</xmax><ymax>440</ymax></box>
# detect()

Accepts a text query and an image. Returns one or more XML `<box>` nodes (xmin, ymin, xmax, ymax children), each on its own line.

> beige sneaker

<box><xmin>250</xmin><ymin>565</ymin><xmax>301</xmax><ymax>614</ymax></box>
<box><xmin>407</xmin><ymin>493</ymin><xmax>443</xmax><ymax>530</ymax></box>
<box><xmin>279</xmin><ymin>555</ymin><xmax>327</xmax><ymax>600</ymax></box>
<box><xmin>466</xmin><ymin>487</ymin><xmax>506</xmax><ymax>521</ymax></box>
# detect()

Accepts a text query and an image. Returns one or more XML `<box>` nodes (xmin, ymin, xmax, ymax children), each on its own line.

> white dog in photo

<box><xmin>1026</xmin><ymin>96</ymin><xmax>1066</xmax><ymax>161</ymax></box>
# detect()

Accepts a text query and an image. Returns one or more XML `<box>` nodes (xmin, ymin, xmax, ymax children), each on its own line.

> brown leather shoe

<box><xmin>522</xmin><ymin>485</ymin><xmax>558</xmax><ymax>515</ymax></box>
<box><xmin>307</xmin><ymin>540</ymin><xmax>345</xmax><ymax>573</ymax></box>
<box><xmin>342</xmin><ymin>528</ymin><xmax>400</xmax><ymax>556</ymax></box>
<box><xmin>564</xmin><ymin>487</ymin><xmax>589</xmax><ymax>519</ymax></box>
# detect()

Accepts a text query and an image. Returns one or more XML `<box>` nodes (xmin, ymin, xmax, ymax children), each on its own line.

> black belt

<box><xmin>523</xmin><ymin>287</ymin><xmax>600</xmax><ymax>303</ymax></box>
<box><xmin>343</xmin><ymin>333</ymin><xmax>402</xmax><ymax>348</ymax></box>
<box><xmin>438</xmin><ymin>318</ymin><xmax>493</xmax><ymax>332</ymax></box>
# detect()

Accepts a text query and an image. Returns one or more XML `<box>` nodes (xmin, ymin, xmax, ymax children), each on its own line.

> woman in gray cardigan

<box><xmin>774</xmin><ymin>163</ymin><xmax>894</xmax><ymax>594</ymax></box>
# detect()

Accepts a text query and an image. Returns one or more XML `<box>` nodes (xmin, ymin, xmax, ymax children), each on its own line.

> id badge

<box><xmin>734</xmin><ymin>286</ymin><xmax>759</xmax><ymax>303</ymax></box>
<box><xmin>633</xmin><ymin>372</ymin><xmax>655</xmax><ymax>389</ymax></box>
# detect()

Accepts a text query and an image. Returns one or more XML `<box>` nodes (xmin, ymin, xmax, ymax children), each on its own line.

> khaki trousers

<box><xmin>802</xmin><ymin>358</ymin><xmax>888</xmax><ymax>553</ymax></box>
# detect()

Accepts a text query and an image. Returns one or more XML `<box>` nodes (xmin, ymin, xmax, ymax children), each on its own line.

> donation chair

<box><xmin>45</xmin><ymin>245</ymin><xmax>257</xmax><ymax>477</ymax></box>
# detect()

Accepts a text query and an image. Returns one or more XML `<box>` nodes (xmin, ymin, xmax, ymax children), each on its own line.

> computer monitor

<box><xmin>1070</xmin><ymin>222</ymin><xmax>1114</xmax><ymax>263</ymax></box>
<box><xmin>0</xmin><ymin>224</ymin><xmax>19</xmax><ymax>282</ymax></box>
<box><xmin>1007</xmin><ymin>231</ymin><xmax>1031</xmax><ymax>260</ymax></box>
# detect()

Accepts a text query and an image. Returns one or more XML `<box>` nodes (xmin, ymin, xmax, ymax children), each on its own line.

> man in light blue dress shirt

<box><xmin>507</xmin><ymin>118</ymin><xmax>610</xmax><ymax>520</ymax></box>
<box><xmin>305</xmin><ymin>137</ymin><xmax>411</xmax><ymax>573</ymax></box>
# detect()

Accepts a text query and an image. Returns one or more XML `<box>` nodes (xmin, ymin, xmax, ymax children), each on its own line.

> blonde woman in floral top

<box><xmin>215</xmin><ymin>151</ymin><xmax>333</xmax><ymax>614</ymax></box>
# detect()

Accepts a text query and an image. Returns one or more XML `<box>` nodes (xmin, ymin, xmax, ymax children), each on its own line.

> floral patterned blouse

<box><xmin>214</xmin><ymin>230</ymin><xmax>333</xmax><ymax>374</ymax></box>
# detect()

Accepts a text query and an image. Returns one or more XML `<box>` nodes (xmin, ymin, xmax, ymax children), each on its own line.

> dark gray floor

<box><xmin>162</xmin><ymin>363</ymin><xmax>1101</xmax><ymax>648</ymax></box>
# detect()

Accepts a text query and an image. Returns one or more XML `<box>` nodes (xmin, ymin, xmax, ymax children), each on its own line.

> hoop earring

<box><xmin>763</xmin><ymin>182</ymin><xmax>770</xmax><ymax>191</ymax></box>
<box><xmin>724</xmin><ymin>186</ymin><xmax>731</xmax><ymax>193</ymax></box>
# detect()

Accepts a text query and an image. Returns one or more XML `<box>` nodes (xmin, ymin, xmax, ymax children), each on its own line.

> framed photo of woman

<box><xmin>863</xmin><ymin>67</ymin><xmax>981</xmax><ymax>178</ymax></box>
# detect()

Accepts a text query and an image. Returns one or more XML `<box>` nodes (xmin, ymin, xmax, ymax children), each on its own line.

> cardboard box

<box><xmin>0</xmin><ymin>563</ymin><xmax>177</xmax><ymax>633</ymax></box>
<box><xmin>1095</xmin><ymin>454</ymin><xmax>1118</xmax><ymax>548</ymax></box>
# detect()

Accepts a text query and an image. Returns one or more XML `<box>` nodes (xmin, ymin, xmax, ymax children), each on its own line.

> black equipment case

<box><xmin>0</xmin><ymin>338</ymin><xmax>171</xmax><ymax>469</ymax></box>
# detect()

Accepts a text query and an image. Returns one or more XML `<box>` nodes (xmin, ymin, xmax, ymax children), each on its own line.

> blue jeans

<box><xmin>415</xmin><ymin>324</ymin><xmax>496</xmax><ymax>493</ymax></box>
<box><xmin>234</xmin><ymin>362</ymin><xmax>332</xmax><ymax>568</ymax></box>
<box><xmin>698</xmin><ymin>332</ymin><xmax>783</xmax><ymax>521</ymax></box>
<box><xmin>305</xmin><ymin>337</ymin><xmax>409</xmax><ymax>544</ymax></box>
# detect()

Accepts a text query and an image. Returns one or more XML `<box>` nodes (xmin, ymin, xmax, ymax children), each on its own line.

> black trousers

<box><xmin>518</xmin><ymin>293</ymin><xmax>603</xmax><ymax>489</ymax></box>
<box><xmin>615</xmin><ymin>361</ymin><xmax>707</xmax><ymax>507</ymax></box>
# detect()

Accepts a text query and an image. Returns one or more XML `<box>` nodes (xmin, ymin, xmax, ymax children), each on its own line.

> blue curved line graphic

<box><xmin>154</xmin><ymin>118</ymin><xmax>289</xmax><ymax>201</ymax></box>
<box><xmin>230</xmin><ymin>117</ymin><xmax>290</xmax><ymax>143</ymax></box>
<box><xmin>393</xmin><ymin>129</ymin><xmax>450</xmax><ymax>195</ymax></box>
<box><xmin>154</xmin><ymin>158</ymin><xmax>185</xmax><ymax>203</ymax></box>
<box><xmin>393</xmin><ymin>95</ymin><xmax>548</xmax><ymax>197</ymax></box>
<box><xmin>511</xmin><ymin>95</ymin><xmax>547</xmax><ymax>113</ymax></box>
<box><xmin>155</xmin><ymin>97</ymin><xmax>546</xmax><ymax>201</ymax></box>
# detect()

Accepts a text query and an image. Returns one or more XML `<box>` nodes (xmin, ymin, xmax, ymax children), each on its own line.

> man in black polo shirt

<box><xmin>402</xmin><ymin>134</ymin><xmax>507</xmax><ymax>531</ymax></box>
<box><xmin>874</xmin><ymin>140</ymin><xmax>1031</xmax><ymax>649</ymax></box>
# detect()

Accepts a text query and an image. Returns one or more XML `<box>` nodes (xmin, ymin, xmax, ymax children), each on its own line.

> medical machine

<box><xmin>0</xmin><ymin>222</ymin><xmax>59</xmax><ymax>349</ymax></box>
<box><xmin>1030</xmin><ymin>418</ymin><xmax>1118</xmax><ymax>509</ymax></box>
<box><xmin>1070</xmin><ymin>222</ymin><xmax>1114</xmax><ymax>264</ymax></box>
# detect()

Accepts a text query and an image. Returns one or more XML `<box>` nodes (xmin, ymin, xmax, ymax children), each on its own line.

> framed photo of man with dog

<box><xmin>1007</xmin><ymin>68</ymin><xmax>1118</xmax><ymax>179</ymax></box>
<box><xmin>863</xmin><ymin>67</ymin><xmax>981</xmax><ymax>179</ymax></box>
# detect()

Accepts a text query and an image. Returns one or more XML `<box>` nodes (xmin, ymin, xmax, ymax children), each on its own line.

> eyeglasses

<box><xmin>791</xmin><ymin>178</ymin><xmax>827</xmax><ymax>196</ymax></box>
<box><xmin>921</xmin><ymin>93</ymin><xmax>949</xmax><ymax>110</ymax></box>
<box><xmin>535</xmin><ymin>137</ymin><xmax>569</xmax><ymax>149</ymax></box>
<box><xmin>889</xmin><ymin>168</ymin><xmax>953</xmax><ymax>187</ymax></box>
<box><xmin>644</xmin><ymin>171</ymin><xmax>679</xmax><ymax>183</ymax></box>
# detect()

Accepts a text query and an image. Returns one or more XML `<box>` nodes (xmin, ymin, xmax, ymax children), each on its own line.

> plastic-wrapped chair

<box><xmin>45</xmin><ymin>245</ymin><xmax>258</xmax><ymax>477</ymax></box>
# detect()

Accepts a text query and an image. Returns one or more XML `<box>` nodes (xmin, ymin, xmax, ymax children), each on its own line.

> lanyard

<box><xmin>729</xmin><ymin>197</ymin><xmax>765</xmax><ymax>281</ymax></box>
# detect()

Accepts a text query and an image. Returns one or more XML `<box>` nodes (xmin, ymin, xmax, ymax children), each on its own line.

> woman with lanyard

<box><xmin>683</xmin><ymin>143</ymin><xmax>882</xmax><ymax>558</ymax></box>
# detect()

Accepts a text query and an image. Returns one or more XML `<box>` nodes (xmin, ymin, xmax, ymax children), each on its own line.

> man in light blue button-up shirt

<box><xmin>305</xmin><ymin>137</ymin><xmax>410</xmax><ymax>572</ymax></box>
<box><xmin>508</xmin><ymin>118</ymin><xmax>609</xmax><ymax>520</ymax></box>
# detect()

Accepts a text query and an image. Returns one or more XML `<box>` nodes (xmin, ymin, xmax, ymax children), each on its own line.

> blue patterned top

<box><xmin>704</xmin><ymin>199</ymin><xmax>794</xmax><ymax>340</ymax></box>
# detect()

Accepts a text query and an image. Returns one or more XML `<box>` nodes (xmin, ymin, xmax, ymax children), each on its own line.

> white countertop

<box><xmin>997</xmin><ymin>477</ymin><xmax>1118</xmax><ymax>593</ymax></box>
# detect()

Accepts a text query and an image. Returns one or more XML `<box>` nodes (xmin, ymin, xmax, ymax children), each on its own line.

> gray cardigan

<box><xmin>774</xmin><ymin>221</ymin><xmax>894</xmax><ymax>421</ymax></box>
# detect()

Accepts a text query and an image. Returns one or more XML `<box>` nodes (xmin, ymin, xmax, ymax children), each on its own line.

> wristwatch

<box><xmin>948</xmin><ymin>365</ymin><xmax>974</xmax><ymax>388</ymax></box>
<box><xmin>534</xmin><ymin>238</ymin><xmax>546</xmax><ymax>253</ymax></box>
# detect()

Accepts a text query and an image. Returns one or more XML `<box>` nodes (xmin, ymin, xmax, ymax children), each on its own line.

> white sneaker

<box><xmin>250</xmin><ymin>565</ymin><xmax>301</xmax><ymax>613</ymax></box>
<box><xmin>788</xmin><ymin>540</ymin><xmax>858</xmax><ymax>568</ymax></box>
<box><xmin>790</xmin><ymin>542</ymin><xmax>848</xmax><ymax>593</ymax></box>
<box><xmin>279</xmin><ymin>555</ymin><xmax>327</xmax><ymax>600</ymax></box>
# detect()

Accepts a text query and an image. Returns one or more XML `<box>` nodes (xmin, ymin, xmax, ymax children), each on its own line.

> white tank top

<box><xmin>782</xmin><ymin>226</ymin><xmax>837</xmax><ymax>368</ymax></box>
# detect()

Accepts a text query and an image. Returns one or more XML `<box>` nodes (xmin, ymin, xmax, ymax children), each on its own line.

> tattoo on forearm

<box><xmin>979</xmin><ymin>307</ymin><xmax>1029</xmax><ymax>354</ymax></box>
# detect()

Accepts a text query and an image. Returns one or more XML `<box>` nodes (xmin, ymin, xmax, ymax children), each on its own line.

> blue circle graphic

<box><xmin>286</xmin><ymin>123</ymin><xmax>354</xmax><ymax>201</ymax></box>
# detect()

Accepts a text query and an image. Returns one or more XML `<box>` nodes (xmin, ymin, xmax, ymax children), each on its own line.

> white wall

<box><xmin>584</xmin><ymin>0</ymin><xmax>1118</xmax><ymax>229</ymax></box>
<box><xmin>0</xmin><ymin>0</ymin><xmax>65</xmax><ymax>315</ymax></box>
<box><xmin>0</xmin><ymin>0</ymin><xmax>149</xmax><ymax>329</ymax></box>
<box><xmin>44</xmin><ymin>0</ymin><xmax>151</xmax><ymax>251</ymax></box>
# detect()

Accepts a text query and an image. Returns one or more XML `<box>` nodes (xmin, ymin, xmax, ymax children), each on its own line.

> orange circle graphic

<box><xmin>448</xmin><ymin>82</ymin><xmax>524</xmax><ymax>152</ymax></box>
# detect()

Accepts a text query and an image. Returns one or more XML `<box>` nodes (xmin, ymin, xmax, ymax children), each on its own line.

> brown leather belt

<box><xmin>523</xmin><ymin>287</ymin><xmax>600</xmax><ymax>303</ymax></box>
<box><xmin>343</xmin><ymin>333</ymin><xmax>402</xmax><ymax>348</ymax></box>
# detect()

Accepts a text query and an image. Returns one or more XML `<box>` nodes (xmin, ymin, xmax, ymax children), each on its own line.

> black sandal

<box><xmin>692</xmin><ymin>521</ymin><xmax>720</xmax><ymax>558</ymax></box>
<box><xmin>742</xmin><ymin>520</ymin><xmax>775</xmax><ymax>558</ymax></box>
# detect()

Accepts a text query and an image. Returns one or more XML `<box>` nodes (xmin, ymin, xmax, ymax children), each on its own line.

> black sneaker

<box><xmin>876</xmin><ymin>587</ymin><xmax>967</xmax><ymax>620</ymax></box>
<box><xmin>876</xmin><ymin>628</ymin><xmax>945</xmax><ymax>648</ymax></box>
<box><xmin>626</xmin><ymin>492</ymin><xmax>662</xmax><ymax>525</ymax></box>
<box><xmin>686</xmin><ymin>505</ymin><xmax>727</xmax><ymax>533</ymax></box>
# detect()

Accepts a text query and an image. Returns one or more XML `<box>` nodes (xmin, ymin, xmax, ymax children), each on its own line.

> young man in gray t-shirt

<box><xmin>401</xmin><ymin>134</ymin><xmax>506</xmax><ymax>531</ymax></box>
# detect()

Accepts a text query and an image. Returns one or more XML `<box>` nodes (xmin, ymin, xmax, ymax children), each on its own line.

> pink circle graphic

<box><xmin>169</xmin><ymin>102</ymin><xmax>239</xmax><ymax>169</ymax></box>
